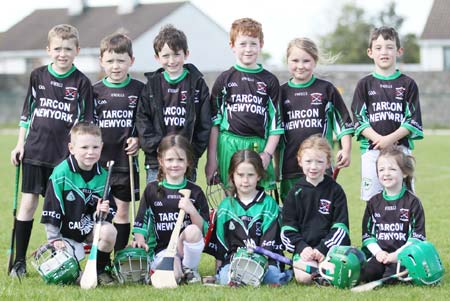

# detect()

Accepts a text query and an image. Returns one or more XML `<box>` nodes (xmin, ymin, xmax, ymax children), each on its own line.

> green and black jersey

<box><xmin>211</xmin><ymin>64</ymin><xmax>283</xmax><ymax>139</ymax></box>
<box><xmin>41</xmin><ymin>155</ymin><xmax>116</xmax><ymax>243</ymax></box>
<box><xmin>281</xmin><ymin>176</ymin><xmax>350</xmax><ymax>256</ymax></box>
<box><xmin>20</xmin><ymin>64</ymin><xmax>93</xmax><ymax>168</ymax></box>
<box><xmin>213</xmin><ymin>189</ymin><xmax>281</xmax><ymax>265</ymax></box>
<box><xmin>362</xmin><ymin>187</ymin><xmax>425</xmax><ymax>254</ymax></box>
<box><xmin>351</xmin><ymin>71</ymin><xmax>423</xmax><ymax>153</ymax></box>
<box><xmin>280</xmin><ymin>76</ymin><xmax>354</xmax><ymax>179</ymax></box>
<box><xmin>93</xmin><ymin>75</ymin><xmax>144</xmax><ymax>172</ymax></box>
<box><xmin>132</xmin><ymin>179</ymin><xmax>209</xmax><ymax>255</ymax></box>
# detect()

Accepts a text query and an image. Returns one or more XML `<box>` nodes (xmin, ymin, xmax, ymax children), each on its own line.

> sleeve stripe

<box><xmin>325</xmin><ymin>228</ymin><xmax>346</xmax><ymax>248</ymax></box>
<box><xmin>281</xmin><ymin>229</ymin><xmax>295</xmax><ymax>252</ymax></box>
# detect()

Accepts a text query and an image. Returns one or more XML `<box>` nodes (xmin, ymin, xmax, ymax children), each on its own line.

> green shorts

<box><xmin>217</xmin><ymin>131</ymin><xmax>276</xmax><ymax>190</ymax></box>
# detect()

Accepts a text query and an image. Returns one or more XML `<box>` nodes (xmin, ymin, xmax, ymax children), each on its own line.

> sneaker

<box><xmin>10</xmin><ymin>260</ymin><xmax>27</xmax><ymax>278</ymax></box>
<box><xmin>182</xmin><ymin>266</ymin><xmax>201</xmax><ymax>284</ymax></box>
<box><xmin>97</xmin><ymin>271</ymin><xmax>116</xmax><ymax>286</ymax></box>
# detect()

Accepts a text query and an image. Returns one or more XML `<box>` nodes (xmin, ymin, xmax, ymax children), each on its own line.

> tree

<box><xmin>401</xmin><ymin>33</ymin><xmax>420</xmax><ymax>64</ymax></box>
<box><xmin>320</xmin><ymin>1</ymin><xmax>420</xmax><ymax>64</ymax></box>
<box><xmin>320</xmin><ymin>3</ymin><xmax>372</xmax><ymax>64</ymax></box>
<box><xmin>377</xmin><ymin>1</ymin><xmax>404</xmax><ymax>29</ymax></box>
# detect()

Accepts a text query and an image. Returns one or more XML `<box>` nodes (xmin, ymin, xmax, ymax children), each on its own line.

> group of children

<box><xmin>9</xmin><ymin>17</ymin><xmax>426</xmax><ymax>288</ymax></box>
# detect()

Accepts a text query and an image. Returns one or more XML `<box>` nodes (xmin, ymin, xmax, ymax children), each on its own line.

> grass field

<box><xmin>0</xmin><ymin>131</ymin><xmax>449</xmax><ymax>300</ymax></box>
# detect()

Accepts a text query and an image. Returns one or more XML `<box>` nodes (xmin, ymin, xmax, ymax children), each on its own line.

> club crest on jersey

<box><xmin>310</xmin><ymin>93</ymin><xmax>323</xmax><ymax>105</ymax></box>
<box><xmin>399</xmin><ymin>208</ymin><xmax>409</xmax><ymax>221</ymax></box>
<box><xmin>395</xmin><ymin>87</ymin><xmax>405</xmax><ymax>100</ymax></box>
<box><xmin>180</xmin><ymin>90</ymin><xmax>188</xmax><ymax>104</ymax></box>
<box><xmin>128</xmin><ymin>95</ymin><xmax>138</xmax><ymax>109</ymax></box>
<box><xmin>318</xmin><ymin>199</ymin><xmax>331</xmax><ymax>214</ymax></box>
<box><xmin>256</xmin><ymin>82</ymin><xmax>267</xmax><ymax>95</ymax></box>
<box><xmin>229</xmin><ymin>221</ymin><xmax>236</xmax><ymax>230</ymax></box>
<box><xmin>64</xmin><ymin>87</ymin><xmax>78</xmax><ymax>101</ymax></box>
<box><xmin>66</xmin><ymin>191</ymin><xmax>76</xmax><ymax>202</ymax></box>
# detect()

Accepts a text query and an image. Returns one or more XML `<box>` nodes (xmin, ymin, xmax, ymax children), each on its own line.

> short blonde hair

<box><xmin>70</xmin><ymin>122</ymin><xmax>102</xmax><ymax>142</ymax></box>
<box><xmin>287</xmin><ymin>37</ymin><xmax>338</xmax><ymax>65</ymax></box>
<box><xmin>229</xmin><ymin>18</ymin><xmax>263</xmax><ymax>47</ymax></box>
<box><xmin>297</xmin><ymin>135</ymin><xmax>332</xmax><ymax>166</ymax></box>
<box><xmin>48</xmin><ymin>24</ymin><xmax>79</xmax><ymax>47</ymax></box>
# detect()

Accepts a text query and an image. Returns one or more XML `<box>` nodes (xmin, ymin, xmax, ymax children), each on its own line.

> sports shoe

<box><xmin>182</xmin><ymin>266</ymin><xmax>201</xmax><ymax>284</ymax></box>
<box><xmin>97</xmin><ymin>271</ymin><xmax>116</xmax><ymax>286</ymax></box>
<box><xmin>10</xmin><ymin>260</ymin><xmax>27</xmax><ymax>278</ymax></box>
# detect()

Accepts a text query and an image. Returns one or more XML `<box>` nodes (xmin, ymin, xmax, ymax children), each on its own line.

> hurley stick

<box><xmin>128</xmin><ymin>155</ymin><xmax>136</xmax><ymax>226</ymax></box>
<box><xmin>151</xmin><ymin>189</ymin><xmax>191</xmax><ymax>288</ymax></box>
<box><xmin>351</xmin><ymin>270</ymin><xmax>409</xmax><ymax>292</ymax></box>
<box><xmin>248</xmin><ymin>245</ymin><xmax>319</xmax><ymax>275</ymax></box>
<box><xmin>80</xmin><ymin>160</ymin><xmax>114</xmax><ymax>289</ymax></box>
<box><xmin>7</xmin><ymin>164</ymin><xmax>20</xmax><ymax>274</ymax></box>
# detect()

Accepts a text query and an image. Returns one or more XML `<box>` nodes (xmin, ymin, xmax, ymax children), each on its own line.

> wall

<box><xmin>1</xmin><ymin>70</ymin><xmax>449</xmax><ymax>128</ymax></box>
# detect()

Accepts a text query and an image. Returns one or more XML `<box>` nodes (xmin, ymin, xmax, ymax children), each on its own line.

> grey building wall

<box><xmin>1</xmin><ymin>71</ymin><xmax>449</xmax><ymax>127</ymax></box>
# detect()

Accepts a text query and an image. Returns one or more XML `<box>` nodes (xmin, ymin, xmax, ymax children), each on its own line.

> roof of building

<box><xmin>0</xmin><ymin>1</ymin><xmax>186</xmax><ymax>51</ymax></box>
<box><xmin>421</xmin><ymin>0</ymin><xmax>450</xmax><ymax>40</ymax></box>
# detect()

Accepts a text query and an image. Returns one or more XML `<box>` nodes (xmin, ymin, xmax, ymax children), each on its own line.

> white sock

<box><xmin>182</xmin><ymin>239</ymin><xmax>205</xmax><ymax>269</ymax></box>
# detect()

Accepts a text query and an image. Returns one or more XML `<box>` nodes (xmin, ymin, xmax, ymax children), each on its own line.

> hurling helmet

<box><xmin>397</xmin><ymin>241</ymin><xmax>444</xmax><ymax>285</ymax></box>
<box><xmin>319</xmin><ymin>246</ymin><xmax>366</xmax><ymax>289</ymax></box>
<box><xmin>229</xmin><ymin>247</ymin><xmax>268</xmax><ymax>287</ymax></box>
<box><xmin>31</xmin><ymin>243</ymin><xmax>80</xmax><ymax>285</ymax></box>
<box><xmin>113</xmin><ymin>247</ymin><xmax>152</xmax><ymax>284</ymax></box>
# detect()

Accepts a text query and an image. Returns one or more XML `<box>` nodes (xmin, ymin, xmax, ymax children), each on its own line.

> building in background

<box><xmin>0</xmin><ymin>0</ymin><xmax>233</xmax><ymax>74</ymax></box>
<box><xmin>420</xmin><ymin>0</ymin><xmax>450</xmax><ymax>71</ymax></box>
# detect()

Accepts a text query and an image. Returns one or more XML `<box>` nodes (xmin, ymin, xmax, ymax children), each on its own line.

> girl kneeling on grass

<box><xmin>281</xmin><ymin>135</ymin><xmax>351</xmax><ymax>285</ymax></box>
<box><xmin>360</xmin><ymin>145</ymin><xmax>425</xmax><ymax>283</ymax></box>
<box><xmin>214</xmin><ymin>149</ymin><xmax>292</xmax><ymax>286</ymax></box>
<box><xmin>132</xmin><ymin>135</ymin><xmax>209</xmax><ymax>284</ymax></box>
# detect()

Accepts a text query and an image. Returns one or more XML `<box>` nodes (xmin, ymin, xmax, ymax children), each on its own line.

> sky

<box><xmin>0</xmin><ymin>0</ymin><xmax>434</xmax><ymax>66</ymax></box>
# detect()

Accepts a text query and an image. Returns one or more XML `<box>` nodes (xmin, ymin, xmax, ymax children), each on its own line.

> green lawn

<box><xmin>0</xmin><ymin>132</ymin><xmax>449</xmax><ymax>300</ymax></box>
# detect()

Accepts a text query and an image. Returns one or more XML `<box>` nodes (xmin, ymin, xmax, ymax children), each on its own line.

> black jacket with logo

<box><xmin>136</xmin><ymin>63</ymin><xmax>210</xmax><ymax>168</ymax></box>
<box><xmin>281</xmin><ymin>175</ymin><xmax>350</xmax><ymax>256</ymax></box>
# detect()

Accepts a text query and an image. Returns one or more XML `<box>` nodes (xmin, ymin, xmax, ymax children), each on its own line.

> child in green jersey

<box><xmin>41</xmin><ymin>122</ymin><xmax>117</xmax><ymax>285</ymax></box>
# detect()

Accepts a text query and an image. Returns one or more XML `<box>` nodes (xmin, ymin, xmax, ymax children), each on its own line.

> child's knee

<box><xmin>99</xmin><ymin>222</ymin><xmax>117</xmax><ymax>251</ymax></box>
<box><xmin>181</xmin><ymin>224</ymin><xmax>203</xmax><ymax>243</ymax></box>
<box><xmin>17</xmin><ymin>193</ymin><xmax>39</xmax><ymax>219</ymax></box>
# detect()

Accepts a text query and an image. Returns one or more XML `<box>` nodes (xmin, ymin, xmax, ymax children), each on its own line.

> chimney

<box><xmin>68</xmin><ymin>0</ymin><xmax>87</xmax><ymax>16</ymax></box>
<box><xmin>117</xmin><ymin>0</ymin><xmax>139</xmax><ymax>15</ymax></box>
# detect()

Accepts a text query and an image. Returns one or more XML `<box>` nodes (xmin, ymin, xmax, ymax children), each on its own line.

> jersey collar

<box><xmin>48</xmin><ymin>64</ymin><xmax>77</xmax><ymax>78</ymax></box>
<box><xmin>234</xmin><ymin>63</ymin><xmax>264</xmax><ymax>73</ymax></box>
<box><xmin>102</xmin><ymin>74</ymin><xmax>131</xmax><ymax>88</ymax></box>
<box><xmin>382</xmin><ymin>185</ymin><xmax>407</xmax><ymax>201</ymax></box>
<box><xmin>372</xmin><ymin>69</ymin><xmax>402</xmax><ymax>81</ymax></box>
<box><xmin>67</xmin><ymin>154</ymin><xmax>102</xmax><ymax>175</ymax></box>
<box><xmin>163</xmin><ymin>68</ymin><xmax>189</xmax><ymax>84</ymax></box>
<box><xmin>288</xmin><ymin>75</ymin><xmax>316</xmax><ymax>88</ymax></box>
<box><xmin>234</xmin><ymin>187</ymin><xmax>265</xmax><ymax>205</ymax></box>
<box><xmin>160</xmin><ymin>178</ymin><xmax>188</xmax><ymax>190</ymax></box>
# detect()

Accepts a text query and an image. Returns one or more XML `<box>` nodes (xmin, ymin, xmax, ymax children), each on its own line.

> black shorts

<box><xmin>22</xmin><ymin>163</ymin><xmax>54</xmax><ymax>196</ymax></box>
<box><xmin>110</xmin><ymin>171</ymin><xmax>140</xmax><ymax>202</ymax></box>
